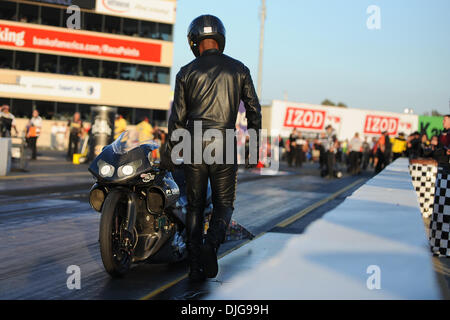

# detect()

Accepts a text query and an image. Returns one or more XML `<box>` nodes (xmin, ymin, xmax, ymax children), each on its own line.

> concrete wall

<box><xmin>207</xmin><ymin>158</ymin><xmax>443</xmax><ymax>299</ymax></box>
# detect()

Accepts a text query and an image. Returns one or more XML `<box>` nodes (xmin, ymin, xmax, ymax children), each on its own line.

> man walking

<box><xmin>26</xmin><ymin>109</ymin><xmax>42</xmax><ymax>160</ymax></box>
<box><xmin>161</xmin><ymin>15</ymin><xmax>262</xmax><ymax>281</ymax></box>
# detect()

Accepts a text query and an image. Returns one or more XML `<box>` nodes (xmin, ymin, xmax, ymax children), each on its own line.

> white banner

<box><xmin>0</xmin><ymin>75</ymin><xmax>101</xmax><ymax>99</ymax></box>
<box><xmin>270</xmin><ymin>100</ymin><xmax>418</xmax><ymax>141</ymax></box>
<box><xmin>95</xmin><ymin>0</ymin><xmax>176</xmax><ymax>24</ymax></box>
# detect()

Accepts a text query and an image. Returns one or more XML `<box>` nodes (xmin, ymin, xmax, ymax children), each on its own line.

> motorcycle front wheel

<box><xmin>99</xmin><ymin>191</ymin><xmax>133</xmax><ymax>278</ymax></box>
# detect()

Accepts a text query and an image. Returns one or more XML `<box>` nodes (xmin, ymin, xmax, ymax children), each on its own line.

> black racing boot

<box><xmin>185</xmin><ymin>204</ymin><xmax>207</xmax><ymax>282</ymax></box>
<box><xmin>202</xmin><ymin>207</ymin><xmax>233</xmax><ymax>278</ymax></box>
<box><xmin>188</xmin><ymin>261</ymin><xmax>206</xmax><ymax>282</ymax></box>
<box><xmin>187</xmin><ymin>246</ymin><xmax>206</xmax><ymax>282</ymax></box>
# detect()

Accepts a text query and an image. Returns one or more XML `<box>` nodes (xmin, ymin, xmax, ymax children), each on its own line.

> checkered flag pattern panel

<box><xmin>429</xmin><ymin>166</ymin><xmax>450</xmax><ymax>257</ymax></box>
<box><xmin>409</xmin><ymin>163</ymin><xmax>438</xmax><ymax>218</ymax></box>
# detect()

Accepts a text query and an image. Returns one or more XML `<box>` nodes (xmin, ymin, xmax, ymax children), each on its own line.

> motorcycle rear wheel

<box><xmin>99</xmin><ymin>191</ymin><xmax>133</xmax><ymax>278</ymax></box>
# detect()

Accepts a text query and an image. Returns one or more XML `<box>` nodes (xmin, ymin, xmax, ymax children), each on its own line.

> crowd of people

<box><xmin>278</xmin><ymin>125</ymin><xmax>447</xmax><ymax>179</ymax></box>
<box><xmin>0</xmin><ymin>104</ymin><xmax>42</xmax><ymax>160</ymax></box>
<box><xmin>1</xmin><ymin>102</ymin><xmax>448</xmax><ymax>175</ymax></box>
<box><xmin>0</xmin><ymin>104</ymin><xmax>168</xmax><ymax>163</ymax></box>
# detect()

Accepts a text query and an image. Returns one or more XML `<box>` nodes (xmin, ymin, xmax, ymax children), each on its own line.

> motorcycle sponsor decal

<box><xmin>364</xmin><ymin>115</ymin><xmax>399</xmax><ymax>135</ymax></box>
<box><xmin>0</xmin><ymin>22</ymin><xmax>162</xmax><ymax>63</ymax></box>
<box><xmin>283</xmin><ymin>107</ymin><xmax>326</xmax><ymax>130</ymax></box>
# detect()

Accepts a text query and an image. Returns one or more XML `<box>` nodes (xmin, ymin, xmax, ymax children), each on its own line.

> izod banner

<box><xmin>0</xmin><ymin>21</ymin><xmax>162</xmax><ymax>63</ymax></box>
<box><xmin>283</xmin><ymin>107</ymin><xmax>326</xmax><ymax>130</ymax></box>
<box><xmin>363</xmin><ymin>115</ymin><xmax>399</xmax><ymax>135</ymax></box>
<box><xmin>270</xmin><ymin>100</ymin><xmax>418</xmax><ymax>140</ymax></box>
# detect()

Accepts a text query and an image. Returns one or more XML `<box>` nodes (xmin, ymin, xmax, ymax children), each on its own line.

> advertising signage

<box><xmin>270</xmin><ymin>100</ymin><xmax>418</xmax><ymax>140</ymax></box>
<box><xmin>25</xmin><ymin>0</ymin><xmax>96</xmax><ymax>9</ymax></box>
<box><xmin>0</xmin><ymin>21</ymin><xmax>162</xmax><ymax>63</ymax></box>
<box><xmin>95</xmin><ymin>0</ymin><xmax>176</xmax><ymax>24</ymax></box>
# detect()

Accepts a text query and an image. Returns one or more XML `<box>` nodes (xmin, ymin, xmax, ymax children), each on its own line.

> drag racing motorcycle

<box><xmin>88</xmin><ymin>131</ymin><xmax>212</xmax><ymax>277</ymax></box>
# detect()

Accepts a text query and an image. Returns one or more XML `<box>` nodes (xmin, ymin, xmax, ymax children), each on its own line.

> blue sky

<box><xmin>170</xmin><ymin>0</ymin><xmax>450</xmax><ymax>115</ymax></box>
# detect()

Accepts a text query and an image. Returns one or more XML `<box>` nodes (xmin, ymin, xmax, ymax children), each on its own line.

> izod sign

<box><xmin>283</xmin><ymin>107</ymin><xmax>326</xmax><ymax>130</ymax></box>
<box><xmin>364</xmin><ymin>115</ymin><xmax>399</xmax><ymax>135</ymax></box>
<box><xmin>0</xmin><ymin>22</ymin><xmax>162</xmax><ymax>63</ymax></box>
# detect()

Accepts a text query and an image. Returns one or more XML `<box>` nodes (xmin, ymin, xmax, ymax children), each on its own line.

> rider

<box><xmin>161</xmin><ymin>15</ymin><xmax>262</xmax><ymax>281</ymax></box>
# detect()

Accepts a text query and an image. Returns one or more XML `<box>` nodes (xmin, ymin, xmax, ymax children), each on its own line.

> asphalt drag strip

<box><xmin>0</xmin><ymin>168</ymin><xmax>371</xmax><ymax>300</ymax></box>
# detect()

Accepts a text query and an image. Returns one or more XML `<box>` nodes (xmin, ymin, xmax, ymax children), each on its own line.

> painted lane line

<box><xmin>0</xmin><ymin>172</ymin><xmax>91</xmax><ymax>180</ymax></box>
<box><xmin>276</xmin><ymin>178</ymin><xmax>365</xmax><ymax>228</ymax></box>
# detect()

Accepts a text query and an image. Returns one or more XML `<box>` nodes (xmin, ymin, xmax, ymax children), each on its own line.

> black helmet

<box><xmin>187</xmin><ymin>15</ymin><xmax>226</xmax><ymax>57</ymax></box>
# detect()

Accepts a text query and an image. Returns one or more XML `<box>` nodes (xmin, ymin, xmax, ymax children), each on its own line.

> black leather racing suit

<box><xmin>165</xmin><ymin>48</ymin><xmax>261</xmax><ymax>268</ymax></box>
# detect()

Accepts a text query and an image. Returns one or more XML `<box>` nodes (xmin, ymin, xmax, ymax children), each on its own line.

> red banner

<box><xmin>364</xmin><ymin>115</ymin><xmax>399</xmax><ymax>135</ymax></box>
<box><xmin>0</xmin><ymin>22</ymin><xmax>161</xmax><ymax>63</ymax></box>
<box><xmin>283</xmin><ymin>107</ymin><xmax>326</xmax><ymax>130</ymax></box>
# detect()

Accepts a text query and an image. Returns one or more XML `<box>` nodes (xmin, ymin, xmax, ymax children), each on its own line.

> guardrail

<box><xmin>208</xmin><ymin>158</ymin><xmax>443</xmax><ymax>299</ymax></box>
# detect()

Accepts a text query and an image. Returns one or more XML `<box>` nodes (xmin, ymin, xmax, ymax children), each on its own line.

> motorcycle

<box><xmin>88</xmin><ymin>131</ymin><xmax>213</xmax><ymax>277</ymax></box>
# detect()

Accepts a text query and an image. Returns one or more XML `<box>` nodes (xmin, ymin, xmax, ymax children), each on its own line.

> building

<box><xmin>0</xmin><ymin>0</ymin><xmax>176</xmax><ymax>126</ymax></box>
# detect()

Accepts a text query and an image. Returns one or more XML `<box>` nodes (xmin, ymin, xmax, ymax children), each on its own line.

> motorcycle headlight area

<box><xmin>97</xmin><ymin>160</ymin><xmax>115</xmax><ymax>178</ymax></box>
<box><xmin>89</xmin><ymin>187</ymin><xmax>105</xmax><ymax>212</ymax></box>
<box><xmin>118</xmin><ymin>160</ymin><xmax>142</xmax><ymax>178</ymax></box>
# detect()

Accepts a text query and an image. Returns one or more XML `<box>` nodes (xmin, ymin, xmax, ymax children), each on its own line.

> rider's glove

<box><xmin>159</xmin><ymin>143</ymin><xmax>175</xmax><ymax>172</ymax></box>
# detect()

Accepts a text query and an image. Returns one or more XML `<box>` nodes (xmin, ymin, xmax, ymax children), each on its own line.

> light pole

<box><xmin>257</xmin><ymin>0</ymin><xmax>266</xmax><ymax>101</ymax></box>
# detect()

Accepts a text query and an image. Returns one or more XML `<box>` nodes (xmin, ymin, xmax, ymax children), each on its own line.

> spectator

<box><xmin>382</xmin><ymin>131</ymin><xmax>392</xmax><ymax>165</ymax></box>
<box><xmin>316</xmin><ymin>135</ymin><xmax>326</xmax><ymax>170</ymax></box>
<box><xmin>136</xmin><ymin>116</ymin><xmax>154</xmax><ymax>142</ymax></box>
<box><xmin>419</xmin><ymin>133</ymin><xmax>429</xmax><ymax>157</ymax></box>
<box><xmin>0</xmin><ymin>104</ymin><xmax>18</xmax><ymax>137</ymax></box>
<box><xmin>431</xmin><ymin>115</ymin><xmax>450</xmax><ymax>164</ymax></box>
<box><xmin>66</xmin><ymin>112</ymin><xmax>83</xmax><ymax>161</ymax></box>
<box><xmin>361</xmin><ymin>136</ymin><xmax>371</xmax><ymax>170</ymax></box>
<box><xmin>374</xmin><ymin>135</ymin><xmax>386</xmax><ymax>174</ymax></box>
<box><xmin>26</xmin><ymin>109</ymin><xmax>42</xmax><ymax>160</ymax></box>
<box><xmin>423</xmin><ymin>135</ymin><xmax>439</xmax><ymax>158</ymax></box>
<box><xmin>391</xmin><ymin>132</ymin><xmax>407</xmax><ymax>161</ymax></box>
<box><xmin>287</xmin><ymin>128</ymin><xmax>298</xmax><ymax>167</ymax></box>
<box><xmin>348</xmin><ymin>132</ymin><xmax>363</xmax><ymax>175</ymax></box>
<box><xmin>406</xmin><ymin>132</ymin><xmax>421</xmax><ymax>159</ymax></box>
<box><xmin>324</xmin><ymin>125</ymin><xmax>337</xmax><ymax>178</ymax></box>
<box><xmin>369</xmin><ymin>136</ymin><xmax>377</xmax><ymax>168</ymax></box>
<box><xmin>295</xmin><ymin>132</ymin><xmax>306</xmax><ymax>168</ymax></box>
<box><xmin>341</xmin><ymin>139</ymin><xmax>349</xmax><ymax>168</ymax></box>
<box><xmin>114</xmin><ymin>114</ymin><xmax>127</xmax><ymax>139</ymax></box>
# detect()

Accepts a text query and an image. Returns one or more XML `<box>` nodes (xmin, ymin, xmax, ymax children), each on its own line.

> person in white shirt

<box><xmin>0</xmin><ymin>104</ymin><xmax>18</xmax><ymax>137</ymax></box>
<box><xmin>27</xmin><ymin>109</ymin><xmax>43</xmax><ymax>160</ymax></box>
<box><xmin>348</xmin><ymin>132</ymin><xmax>363</xmax><ymax>174</ymax></box>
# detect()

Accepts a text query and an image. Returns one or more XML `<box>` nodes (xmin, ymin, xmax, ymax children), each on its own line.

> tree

<box><xmin>337</xmin><ymin>102</ymin><xmax>348</xmax><ymax>108</ymax></box>
<box><xmin>321</xmin><ymin>99</ymin><xmax>335</xmax><ymax>106</ymax></box>
<box><xmin>431</xmin><ymin>110</ymin><xmax>443</xmax><ymax>117</ymax></box>
<box><xmin>423</xmin><ymin>110</ymin><xmax>443</xmax><ymax>117</ymax></box>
